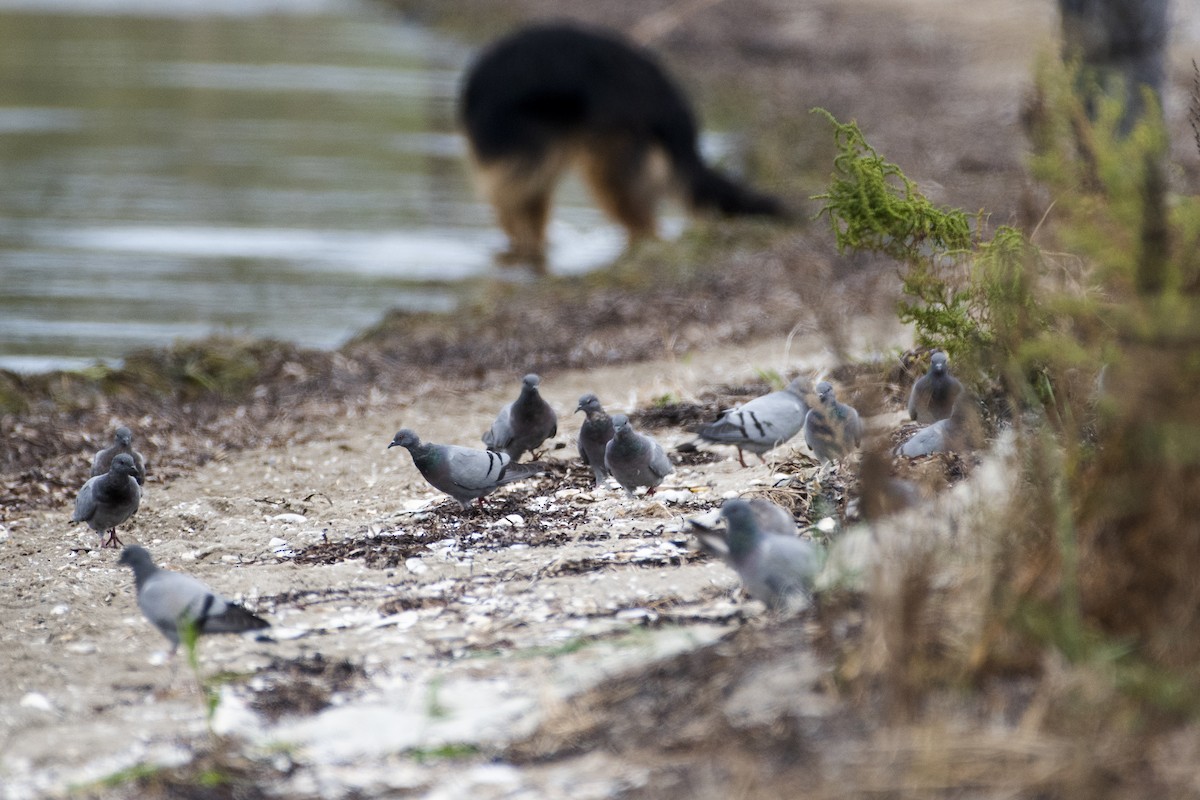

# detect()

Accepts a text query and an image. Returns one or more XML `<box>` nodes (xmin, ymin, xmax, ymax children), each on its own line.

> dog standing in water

<box><xmin>458</xmin><ymin>23</ymin><xmax>786</xmax><ymax>270</ymax></box>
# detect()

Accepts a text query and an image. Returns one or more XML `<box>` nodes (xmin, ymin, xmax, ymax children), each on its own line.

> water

<box><xmin>0</xmin><ymin>0</ymin><xmax>647</xmax><ymax>373</ymax></box>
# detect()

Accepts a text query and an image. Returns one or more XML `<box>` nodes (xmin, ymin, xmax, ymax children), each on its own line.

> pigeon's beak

<box><xmin>575</xmin><ymin>405</ymin><xmax>584</xmax><ymax>414</ymax></box>
<box><xmin>387</xmin><ymin>441</ymin><xmax>400</xmax><ymax>449</ymax></box>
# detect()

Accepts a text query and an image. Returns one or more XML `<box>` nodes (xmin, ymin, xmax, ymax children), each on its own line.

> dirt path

<box><xmin>0</xmin><ymin>320</ymin><xmax>907</xmax><ymax>797</ymax></box>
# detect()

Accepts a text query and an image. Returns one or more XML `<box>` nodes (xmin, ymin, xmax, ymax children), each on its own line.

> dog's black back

<box><xmin>462</xmin><ymin>25</ymin><xmax>696</xmax><ymax>165</ymax></box>
<box><xmin>459</xmin><ymin>24</ymin><xmax>784</xmax><ymax>268</ymax></box>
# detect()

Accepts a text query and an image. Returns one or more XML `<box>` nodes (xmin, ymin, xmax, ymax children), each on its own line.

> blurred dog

<box><xmin>459</xmin><ymin>23</ymin><xmax>786</xmax><ymax>270</ymax></box>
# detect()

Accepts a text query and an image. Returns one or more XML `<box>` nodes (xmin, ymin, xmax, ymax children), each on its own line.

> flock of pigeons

<box><xmin>67</xmin><ymin>352</ymin><xmax>967</xmax><ymax>653</ymax></box>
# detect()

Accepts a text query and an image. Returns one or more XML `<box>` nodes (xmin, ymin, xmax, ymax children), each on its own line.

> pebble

<box><xmin>20</xmin><ymin>692</ymin><xmax>55</xmax><ymax>713</ymax></box>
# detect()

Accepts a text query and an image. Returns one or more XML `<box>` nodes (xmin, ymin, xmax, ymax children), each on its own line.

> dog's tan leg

<box><xmin>578</xmin><ymin>139</ymin><xmax>670</xmax><ymax>246</ymax></box>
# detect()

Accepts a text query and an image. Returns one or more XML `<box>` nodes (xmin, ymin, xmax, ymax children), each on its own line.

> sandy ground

<box><xmin>0</xmin><ymin>323</ymin><xmax>905</xmax><ymax>798</ymax></box>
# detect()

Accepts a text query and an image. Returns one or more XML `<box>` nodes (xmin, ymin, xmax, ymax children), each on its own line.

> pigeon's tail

<box><xmin>695</xmin><ymin>417</ymin><xmax>748</xmax><ymax>444</ymax></box>
<box><xmin>197</xmin><ymin>598</ymin><xmax>271</xmax><ymax>635</ymax></box>
<box><xmin>689</xmin><ymin>529</ymin><xmax>731</xmax><ymax>560</ymax></box>
<box><xmin>498</xmin><ymin>461</ymin><xmax>546</xmax><ymax>486</ymax></box>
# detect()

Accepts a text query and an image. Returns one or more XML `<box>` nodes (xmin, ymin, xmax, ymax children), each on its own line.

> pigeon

<box><xmin>898</xmin><ymin>393</ymin><xmax>982</xmax><ymax>457</ymax></box>
<box><xmin>694</xmin><ymin>377</ymin><xmax>813</xmax><ymax>466</ymax></box>
<box><xmin>576</xmin><ymin>393</ymin><xmax>615</xmax><ymax>486</ymax></box>
<box><xmin>91</xmin><ymin>426</ymin><xmax>146</xmax><ymax>485</ymax></box>
<box><xmin>690</xmin><ymin>497</ymin><xmax>797</xmax><ymax>559</ymax></box>
<box><xmin>604</xmin><ymin>414</ymin><xmax>674</xmax><ymax>498</ymax></box>
<box><xmin>803</xmin><ymin>381</ymin><xmax>862</xmax><ymax>462</ymax></box>
<box><xmin>71</xmin><ymin>453</ymin><xmax>142</xmax><ymax>548</ymax></box>
<box><xmin>118</xmin><ymin>545</ymin><xmax>269</xmax><ymax>655</ymax></box>
<box><xmin>483</xmin><ymin>373</ymin><xmax>558</xmax><ymax>461</ymax></box>
<box><xmin>390</xmin><ymin>428</ymin><xmax>542</xmax><ymax>509</ymax></box>
<box><xmin>907</xmin><ymin>351</ymin><xmax>963</xmax><ymax>424</ymax></box>
<box><xmin>717</xmin><ymin>498</ymin><xmax>821</xmax><ymax>610</ymax></box>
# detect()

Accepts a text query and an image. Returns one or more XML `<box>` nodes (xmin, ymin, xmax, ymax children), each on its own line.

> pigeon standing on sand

<box><xmin>91</xmin><ymin>426</ymin><xmax>146</xmax><ymax>485</ymax></box>
<box><xmin>576</xmin><ymin>393</ymin><xmax>615</xmax><ymax>486</ymax></box>
<box><xmin>717</xmin><ymin>499</ymin><xmax>821</xmax><ymax>610</ymax></box>
<box><xmin>803</xmin><ymin>381</ymin><xmax>862</xmax><ymax>462</ymax></box>
<box><xmin>691</xmin><ymin>497</ymin><xmax>797</xmax><ymax>559</ymax></box>
<box><xmin>898</xmin><ymin>393</ymin><xmax>982</xmax><ymax>457</ymax></box>
<box><xmin>71</xmin><ymin>453</ymin><xmax>141</xmax><ymax>548</ymax></box>
<box><xmin>694</xmin><ymin>377</ymin><xmax>813</xmax><ymax>466</ymax></box>
<box><xmin>908</xmin><ymin>351</ymin><xmax>963</xmax><ymax>424</ymax></box>
<box><xmin>604</xmin><ymin>414</ymin><xmax>674</xmax><ymax>498</ymax></box>
<box><xmin>118</xmin><ymin>545</ymin><xmax>269</xmax><ymax>655</ymax></box>
<box><xmin>390</xmin><ymin>428</ymin><xmax>542</xmax><ymax>509</ymax></box>
<box><xmin>483</xmin><ymin>373</ymin><xmax>558</xmax><ymax>461</ymax></box>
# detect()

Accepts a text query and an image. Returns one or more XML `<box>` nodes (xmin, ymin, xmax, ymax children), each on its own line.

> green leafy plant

<box><xmin>179</xmin><ymin>617</ymin><xmax>222</xmax><ymax>730</ymax></box>
<box><xmin>810</xmin><ymin>108</ymin><xmax>993</xmax><ymax>374</ymax></box>
<box><xmin>812</xmin><ymin>51</ymin><xmax>1200</xmax><ymax>729</ymax></box>
<box><xmin>406</xmin><ymin>743</ymin><xmax>481</xmax><ymax>763</ymax></box>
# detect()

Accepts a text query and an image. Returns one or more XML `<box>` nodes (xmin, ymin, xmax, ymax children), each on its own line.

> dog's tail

<box><xmin>687</xmin><ymin>165</ymin><xmax>786</xmax><ymax>217</ymax></box>
<box><xmin>662</xmin><ymin>131</ymin><xmax>787</xmax><ymax>219</ymax></box>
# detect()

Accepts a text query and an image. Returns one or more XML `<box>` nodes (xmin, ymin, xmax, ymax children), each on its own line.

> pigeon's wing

<box><xmin>907</xmin><ymin>378</ymin><xmax>924</xmax><ymax>420</ymax></box>
<box><xmin>760</xmin><ymin>535</ymin><xmax>820</xmax><ymax>600</ymax></box>
<box><xmin>747</xmin><ymin>499</ymin><xmax>797</xmax><ymax>536</ymax></box>
<box><xmin>132</xmin><ymin>451</ymin><xmax>147</xmax><ymax>485</ymax></box>
<box><xmin>138</xmin><ymin>571</ymin><xmax>213</xmax><ymax>643</ymax></box>
<box><xmin>803</xmin><ymin>409</ymin><xmax>829</xmax><ymax>459</ymax></box>
<box><xmin>577</xmin><ymin>430</ymin><xmax>592</xmax><ymax>466</ymax></box>
<box><xmin>141</xmin><ymin>571</ymin><xmax>267</xmax><ymax>643</ymax></box>
<box><xmin>482</xmin><ymin>404</ymin><xmax>514</xmax><ymax>451</ymax></box>
<box><xmin>90</xmin><ymin>449</ymin><xmax>110</xmax><ymax>478</ymax></box>
<box><xmin>698</xmin><ymin>391</ymin><xmax>805</xmax><ymax>448</ymax></box>
<box><xmin>898</xmin><ymin>421</ymin><xmax>947</xmax><ymax>457</ymax></box>
<box><xmin>446</xmin><ymin>445</ymin><xmax>511</xmax><ymax>491</ymax></box>
<box><xmin>846</xmin><ymin>405</ymin><xmax>863</xmax><ymax>447</ymax></box>
<box><xmin>71</xmin><ymin>476</ymin><xmax>99</xmax><ymax>524</ymax></box>
<box><xmin>647</xmin><ymin>441</ymin><xmax>674</xmax><ymax>479</ymax></box>
<box><xmin>746</xmin><ymin>391</ymin><xmax>809</xmax><ymax>441</ymax></box>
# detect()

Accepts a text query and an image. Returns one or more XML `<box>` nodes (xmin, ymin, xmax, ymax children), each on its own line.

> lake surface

<box><xmin>0</xmin><ymin>0</ymin><xmax>657</xmax><ymax>373</ymax></box>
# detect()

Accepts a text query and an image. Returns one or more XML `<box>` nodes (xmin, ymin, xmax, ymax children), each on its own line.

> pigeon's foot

<box><xmin>102</xmin><ymin>530</ymin><xmax>124</xmax><ymax>548</ymax></box>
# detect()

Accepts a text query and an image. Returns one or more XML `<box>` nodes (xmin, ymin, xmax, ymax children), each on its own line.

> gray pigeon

<box><xmin>483</xmin><ymin>373</ymin><xmax>558</xmax><ymax>461</ymax></box>
<box><xmin>71</xmin><ymin>453</ymin><xmax>142</xmax><ymax>548</ymax></box>
<box><xmin>718</xmin><ymin>499</ymin><xmax>821</xmax><ymax>610</ymax></box>
<box><xmin>907</xmin><ymin>351</ymin><xmax>963</xmax><ymax>424</ymax></box>
<box><xmin>690</xmin><ymin>497</ymin><xmax>797</xmax><ymax>559</ymax></box>
<box><xmin>803</xmin><ymin>381</ymin><xmax>862</xmax><ymax>462</ymax></box>
<box><xmin>390</xmin><ymin>428</ymin><xmax>541</xmax><ymax>509</ymax></box>
<box><xmin>576</xmin><ymin>393</ymin><xmax>615</xmax><ymax>486</ymax></box>
<box><xmin>91</xmin><ymin>426</ymin><xmax>146</xmax><ymax>485</ymax></box>
<box><xmin>898</xmin><ymin>393</ymin><xmax>981</xmax><ymax>457</ymax></box>
<box><xmin>118</xmin><ymin>545</ymin><xmax>269</xmax><ymax>655</ymax></box>
<box><xmin>604</xmin><ymin>414</ymin><xmax>674</xmax><ymax>498</ymax></box>
<box><xmin>695</xmin><ymin>377</ymin><xmax>813</xmax><ymax>466</ymax></box>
